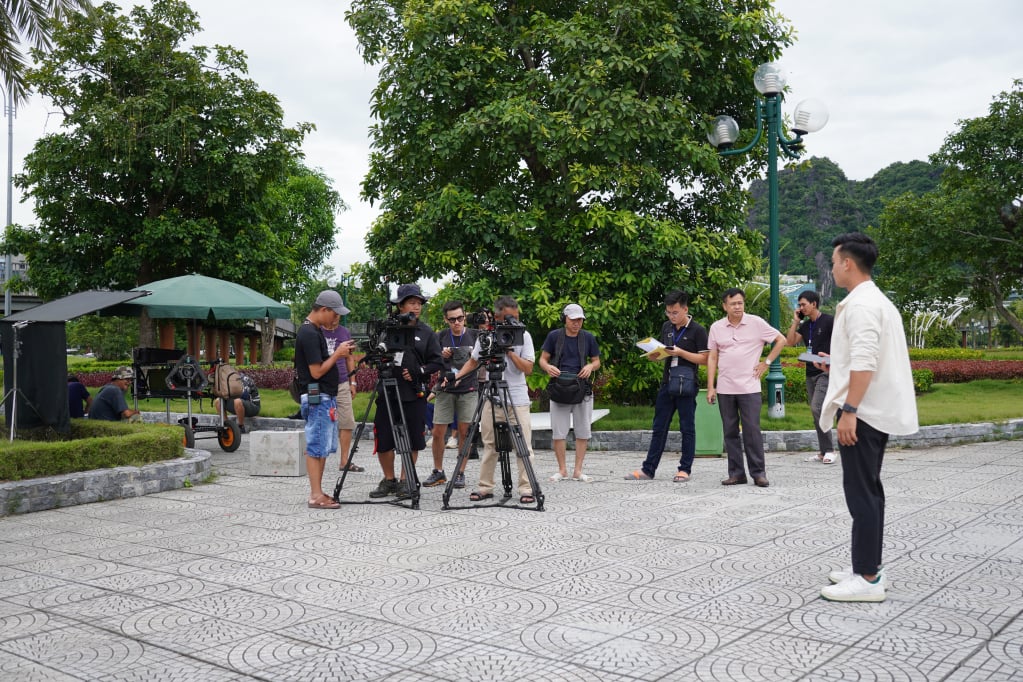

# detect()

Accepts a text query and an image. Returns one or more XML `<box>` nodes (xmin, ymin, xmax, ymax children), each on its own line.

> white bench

<box><xmin>530</xmin><ymin>408</ymin><xmax>610</xmax><ymax>431</ymax></box>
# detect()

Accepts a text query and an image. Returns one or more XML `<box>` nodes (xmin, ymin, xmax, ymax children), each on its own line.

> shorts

<box><xmin>301</xmin><ymin>394</ymin><xmax>338</xmax><ymax>459</ymax></box>
<box><xmin>374</xmin><ymin>396</ymin><xmax>427</xmax><ymax>453</ymax></box>
<box><xmin>433</xmin><ymin>390</ymin><xmax>478</xmax><ymax>425</ymax></box>
<box><xmin>335</xmin><ymin>381</ymin><xmax>356</xmax><ymax>430</ymax></box>
<box><xmin>224</xmin><ymin>399</ymin><xmax>259</xmax><ymax>418</ymax></box>
<box><xmin>550</xmin><ymin>395</ymin><xmax>594</xmax><ymax>440</ymax></box>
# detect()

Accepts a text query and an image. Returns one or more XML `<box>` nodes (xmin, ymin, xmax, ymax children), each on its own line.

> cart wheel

<box><xmin>218</xmin><ymin>421</ymin><xmax>241</xmax><ymax>452</ymax></box>
<box><xmin>182</xmin><ymin>424</ymin><xmax>196</xmax><ymax>449</ymax></box>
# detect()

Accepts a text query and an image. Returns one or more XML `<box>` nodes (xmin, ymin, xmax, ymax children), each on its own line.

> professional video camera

<box><xmin>477</xmin><ymin>315</ymin><xmax>526</xmax><ymax>360</ymax></box>
<box><xmin>359</xmin><ymin>308</ymin><xmax>418</xmax><ymax>372</ymax></box>
<box><xmin>467</xmin><ymin>309</ymin><xmax>494</xmax><ymax>330</ymax></box>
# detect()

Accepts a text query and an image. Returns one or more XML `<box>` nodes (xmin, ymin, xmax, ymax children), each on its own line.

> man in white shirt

<box><xmin>818</xmin><ymin>232</ymin><xmax>919</xmax><ymax>603</ymax></box>
<box><xmin>452</xmin><ymin>296</ymin><xmax>537</xmax><ymax>504</ymax></box>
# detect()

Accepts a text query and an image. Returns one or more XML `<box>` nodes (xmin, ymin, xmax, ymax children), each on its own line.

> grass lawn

<box><xmin>136</xmin><ymin>380</ymin><xmax>1023</xmax><ymax>432</ymax></box>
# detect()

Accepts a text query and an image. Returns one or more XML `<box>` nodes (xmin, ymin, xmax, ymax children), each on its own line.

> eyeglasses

<box><xmin>446</xmin><ymin>315</ymin><xmax>465</xmax><ymax>323</ymax></box>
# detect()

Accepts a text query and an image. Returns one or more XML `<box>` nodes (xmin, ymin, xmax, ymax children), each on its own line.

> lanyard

<box><xmin>807</xmin><ymin>319</ymin><xmax>816</xmax><ymax>353</ymax></box>
<box><xmin>450</xmin><ymin>330</ymin><xmax>463</xmax><ymax>347</ymax></box>
<box><xmin>672</xmin><ymin>324</ymin><xmax>688</xmax><ymax>346</ymax></box>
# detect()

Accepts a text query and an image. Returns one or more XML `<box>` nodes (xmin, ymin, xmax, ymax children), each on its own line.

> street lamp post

<box><xmin>3</xmin><ymin>88</ymin><xmax>14</xmax><ymax>318</ymax></box>
<box><xmin>708</xmin><ymin>62</ymin><xmax>828</xmax><ymax>419</ymax></box>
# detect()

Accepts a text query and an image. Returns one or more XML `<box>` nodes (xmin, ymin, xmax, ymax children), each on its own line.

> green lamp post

<box><xmin>708</xmin><ymin>62</ymin><xmax>828</xmax><ymax>418</ymax></box>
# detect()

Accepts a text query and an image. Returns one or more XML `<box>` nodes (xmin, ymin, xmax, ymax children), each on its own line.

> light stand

<box><xmin>1</xmin><ymin>320</ymin><xmax>41</xmax><ymax>440</ymax></box>
<box><xmin>708</xmin><ymin>62</ymin><xmax>828</xmax><ymax>418</ymax></box>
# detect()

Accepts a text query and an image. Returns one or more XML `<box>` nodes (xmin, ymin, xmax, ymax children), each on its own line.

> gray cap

<box><xmin>314</xmin><ymin>289</ymin><xmax>350</xmax><ymax>316</ymax></box>
<box><xmin>112</xmin><ymin>366</ymin><xmax>135</xmax><ymax>380</ymax></box>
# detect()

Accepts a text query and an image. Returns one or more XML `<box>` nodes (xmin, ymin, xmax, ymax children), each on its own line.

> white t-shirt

<box><xmin>471</xmin><ymin>331</ymin><xmax>535</xmax><ymax>406</ymax></box>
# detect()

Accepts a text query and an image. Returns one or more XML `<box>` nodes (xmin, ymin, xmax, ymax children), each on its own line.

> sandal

<box><xmin>341</xmin><ymin>463</ymin><xmax>365</xmax><ymax>472</ymax></box>
<box><xmin>822</xmin><ymin>452</ymin><xmax>837</xmax><ymax>464</ymax></box>
<box><xmin>520</xmin><ymin>495</ymin><xmax>536</xmax><ymax>504</ymax></box>
<box><xmin>672</xmin><ymin>471</ymin><xmax>690</xmax><ymax>482</ymax></box>
<box><xmin>804</xmin><ymin>454</ymin><xmax>824</xmax><ymax>462</ymax></box>
<box><xmin>469</xmin><ymin>491</ymin><xmax>494</xmax><ymax>501</ymax></box>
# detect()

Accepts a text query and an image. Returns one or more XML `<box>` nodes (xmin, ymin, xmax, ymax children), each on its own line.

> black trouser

<box><xmin>840</xmin><ymin>419</ymin><xmax>889</xmax><ymax>576</ymax></box>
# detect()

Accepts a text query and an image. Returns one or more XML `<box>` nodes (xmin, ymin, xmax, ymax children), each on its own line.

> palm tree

<box><xmin>0</xmin><ymin>0</ymin><xmax>93</xmax><ymax>106</ymax></box>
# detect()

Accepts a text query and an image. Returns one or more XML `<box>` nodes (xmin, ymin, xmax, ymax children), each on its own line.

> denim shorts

<box><xmin>302</xmin><ymin>394</ymin><xmax>338</xmax><ymax>459</ymax></box>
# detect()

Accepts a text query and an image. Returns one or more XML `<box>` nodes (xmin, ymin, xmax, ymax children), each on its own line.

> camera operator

<box><xmin>451</xmin><ymin>296</ymin><xmax>537</xmax><ymax>504</ymax></box>
<box><xmin>422</xmin><ymin>300</ymin><xmax>479</xmax><ymax>489</ymax></box>
<box><xmin>296</xmin><ymin>290</ymin><xmax>358</xmax><ymax>510</ymax></box>
<box><xmin>369</xmin><ymin>283</ymin><xmax>444</xmax><ymax>500</ymax></box>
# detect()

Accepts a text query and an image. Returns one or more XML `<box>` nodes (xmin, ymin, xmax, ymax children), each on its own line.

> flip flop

<box><xmin>520</xmin><ymin>495</ymin><xmax>536</xmax><ymax>504</ymax></box>
<box><xmin>341</xmin><ymin>463</ymin><xmax>365</xmax><ymax>472</ymax></box>
<box><xmin>673</xmin><ymin>471</ymin><xmax>690</xmax><ymax>482</ymax></box>
<box><xmin>623</xmin><ymin>470</ymin><xmax>652</xmax><ymax>480</ymax></box>
<box><xmin>307</xmin><ymin>499</ymin><xmax>340</xmax><ymax>509</ymax></box>
<box><xmin>548</xmin><ymin>473</ymin><xmax>567</xmax><ymax>482</ymax></box>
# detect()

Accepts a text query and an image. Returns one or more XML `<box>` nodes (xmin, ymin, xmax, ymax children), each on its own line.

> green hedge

<box><xmin>0</xmin><ymin>420</ymin><xmax>184</xmax><ymax>481</ymax></box>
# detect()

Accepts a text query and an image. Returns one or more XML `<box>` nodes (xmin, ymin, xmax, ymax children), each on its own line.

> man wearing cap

<box><xmin>296</xmin><ymin>290</ymin><xmax>358</xmax><ymax>510</ymax></box>
<box><xmin>369</xmin><ymin>283</ymin><xmax>445</xmax><ymax>500</ymax></box>
<box><xmin>88</xmin><ymin>367</ymin><xmax>141</xmax><ymax>422</ymax></box>
<box><xmin>539</xmin><ymin>303</ymin><xmax>601</xmax><ymax>482</ymax></box>
<box><xmin>320</xmin><ymin>301</ymin><xmax>360</xmax><ymax>472</ymax></box>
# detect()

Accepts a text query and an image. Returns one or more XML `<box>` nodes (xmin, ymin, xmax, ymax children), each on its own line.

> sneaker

<box><xmin>369</xmin><ymin>478</ymin><xmax>399</xmax><ymax>498</ymax></box>
<box><xmin>237</xmin><ymin>424</ymin><xmax>248</xmax><ymax>434</ymax></box>
<box><xmin>452</xmin><ymin>472</ymin><xmax>465</xmax><ymax>488</ymax></box>
<box><xmin>395</xmin><ymin>483</ymin><xmax>415</xmax><ymax>500</ymax></box>
<box><xmin>423</xmin><ymin>470</ymin><xmax>447</xmax><ymax>487</ymax></box>
<box><xmin>446</xmin><ymin>436</ymin><xmax>458</xmax><ymax>449</ymax></box>
<box><xmin>820</xmin><ymin>574</ymin><xmax>886</xmax><ymax>602</ymax></box>
<box><xmin>829</xmin><ymin>566</ymin><xmax>887</xmax><ymax>588</ymax></box>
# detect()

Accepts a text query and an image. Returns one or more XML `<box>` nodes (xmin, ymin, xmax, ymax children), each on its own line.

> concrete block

<box><xmin>249</xmin><ymin>430</ymin><xmax>307</xmax><ymax>477</ymax></box>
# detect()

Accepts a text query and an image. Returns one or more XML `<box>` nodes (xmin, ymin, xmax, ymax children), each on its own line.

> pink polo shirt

<box><xmin>708</xmin><ymin>313</ymin><xmax>781</xmax><ymax>394</ymax></box>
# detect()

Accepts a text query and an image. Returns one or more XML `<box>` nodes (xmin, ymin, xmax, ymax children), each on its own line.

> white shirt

<box><xmin>820</xmin><ymin>280</ymin><xmax>919</xmax><ymax>436</ymax></box>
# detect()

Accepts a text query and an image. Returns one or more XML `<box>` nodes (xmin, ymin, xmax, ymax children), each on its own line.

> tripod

<box><xmin>1</xmin><ymin>321</ymin><xmax>42</xmax><ymax>441</ymax></box>
<box><xmin>441</xmin><ymin>356</ymin><xmax>544</xmax><ymax>511</ymax></box>
<box><xmin>333</xmin><ymin>363</ymin><xmax>421</xmax><ymax>510</ymax></box>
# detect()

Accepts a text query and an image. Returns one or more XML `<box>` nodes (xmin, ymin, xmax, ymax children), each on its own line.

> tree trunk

<box><xmin>260</xmin><ymin>318</ymin><xmax>277</xmax><ymax>364</ymax></box>
<box><xmin>138</xmin><ymin>309</ymin><xmax>156</xmax><ymax>348</ymax></box>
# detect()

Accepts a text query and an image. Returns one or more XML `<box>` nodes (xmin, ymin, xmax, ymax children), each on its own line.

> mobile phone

<box><xmin>797</xmin><ymin>311</ymin><xmax>805</xmax><ymax>320</ymax></box>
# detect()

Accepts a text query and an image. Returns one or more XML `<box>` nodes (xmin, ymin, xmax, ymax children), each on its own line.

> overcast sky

<box><xmin>7</xmin><ymin>0</ymin><xmax>1022</xmax><ymax>278</ymax></box>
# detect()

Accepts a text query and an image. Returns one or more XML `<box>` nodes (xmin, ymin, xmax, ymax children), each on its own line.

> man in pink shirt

<box><xmin>706</xmin><ymin>288</ymin><xmax>787</xmax><ymax>487</ymax></box>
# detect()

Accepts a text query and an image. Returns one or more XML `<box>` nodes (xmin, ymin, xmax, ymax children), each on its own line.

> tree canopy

<box><xmin>5</xmin><ymin>0</ymin><xmax>342</xmax><ymax>309</ymax></box>
<box><xmin>348</xmin><ymin>0</ymin><xmax>793</xmax><ymax>391</ymax></box>
<box><xmin>872</xmin><ymin>80</ymin><xmax>1023</xmax><ymax>337</ymax></box>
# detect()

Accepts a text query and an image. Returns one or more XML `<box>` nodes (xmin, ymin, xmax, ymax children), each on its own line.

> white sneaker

<box><xmin>446</xmin><ymin>436</ymin><xmax>458</xmax><ymax>449</ymax></box>
<box><xmin>828</xmin><ymin>565</ymin><xmax>887</xmax><ymax>588</ymax></box>
<box><xmin>820</xmin><ymin>574</ymin><xmax>886</xmax><ymax>602</ymax></box>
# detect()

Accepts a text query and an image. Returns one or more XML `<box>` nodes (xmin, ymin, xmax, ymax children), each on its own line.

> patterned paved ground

<box><xmin>1</xmin><ymin>438</ymin><xmax>1021</xmax><ymax>681</ymax></box>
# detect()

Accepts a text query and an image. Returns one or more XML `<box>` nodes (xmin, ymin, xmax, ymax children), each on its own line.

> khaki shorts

<box><xmin>335</xmin><ymin>381</ymin><xmax>356</xmax><ymax>430</ymax></box>
<box><xmin>433</xmin><ymin>390</ymin><xmax>479</xmax><ymax>425</ymax></box>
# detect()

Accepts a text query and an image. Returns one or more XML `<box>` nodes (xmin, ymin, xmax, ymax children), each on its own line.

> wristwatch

<box><xmin>840</xmin><ymin>402</ymin><xmax>858</xmax><ymax>415</ymax></box>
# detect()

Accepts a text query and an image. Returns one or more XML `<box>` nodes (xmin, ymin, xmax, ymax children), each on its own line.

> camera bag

<box><xmin>546</xmin><ymin>329</ymin><xmax>590</xmax><ymax>405</ymax></box>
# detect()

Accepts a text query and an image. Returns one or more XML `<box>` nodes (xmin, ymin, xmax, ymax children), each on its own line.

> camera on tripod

<box><xmin>478</xmin><ymin>315</ymin><xmax>526</xmax><ymax>359</ymax></box>
<box><xmin>359</xmin><ymin>308</ymin><xmax>418</xmax><ymax>368</ymax></box>
<box><xmin>467</xmin><ymin>309</ymin><xmax>494</xmax><ymax>329</ymax></box>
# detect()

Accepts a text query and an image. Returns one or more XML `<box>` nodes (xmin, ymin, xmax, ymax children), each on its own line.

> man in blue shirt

<box><xmin>88</xmin><ymin>367</ymin><xmax>140</xmax><ymax>422</ymax></box>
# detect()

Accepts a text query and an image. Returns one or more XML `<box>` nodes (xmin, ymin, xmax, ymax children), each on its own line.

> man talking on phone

<box><xmin>786</xmin><ymin>290</ymin><xmax>836</xmax><ymax>463</ymax></box>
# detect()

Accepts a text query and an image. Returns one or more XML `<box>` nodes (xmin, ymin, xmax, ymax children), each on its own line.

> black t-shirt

<box><xmin>295</xmin><ymin>319</ymin><xmax>339</xmax><ymax>395</ymax></box>
<box><xmin>796</xmin><ymin>312</ymin><xmax>834</xmax><ymax>378</ymax></box>
<box><xmin>657</xmin><ymin>318</ymin><xmax>709</xmax><ymax>384</ymax></box>
<box><xmin>433</xmin><ymin>326</ymin><xmax>479</xmax><ymax>394</ymax></box>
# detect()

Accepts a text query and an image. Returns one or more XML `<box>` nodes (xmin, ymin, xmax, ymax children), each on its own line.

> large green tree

<box><xmin>0</xmin><ymin>0</ymin><xmax>94</xmax><ymax>106</ymax></box>
<box><xmin>349</xmin><ymin>0</ymin><xmax>792</xmax><ymax>393</ymax></box>
<box><xmin>5</xmin><ymin>0</ymin><xmax>341</xmax><ymax>339</ymax></box>
<box><xmin>872</xmin><ymin>80</ymin><xmax>1023</xmax><ymax>337</ymax></box>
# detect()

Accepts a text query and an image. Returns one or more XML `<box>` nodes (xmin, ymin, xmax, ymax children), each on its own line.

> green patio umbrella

<box><xmin>115</xmin><ymin>273</ymin><xmax>290</xmax><ymax>320</ymax></box>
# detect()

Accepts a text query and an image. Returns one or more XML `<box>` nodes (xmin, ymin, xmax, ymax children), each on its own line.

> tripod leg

<box><xmin>499</xmin><ymin>382</ymin><xmax>544</xmax><ymax>510</ymax></box>
<box><xmin>442</xmin><ymin>387</ymin><xmax>488</xmax><ymax>509</ymax></box>
<box><xmin>495</xmin><ymin>421</ymin><xmax>513</xmax><ymax>498</ymax></box>
<box><xmin>382</xmin><ymin>378</ymin><xmax>420</xmax><ymax>509</ymax></box>
<box><xmin>333</xmin><ymin>386</ymin><xmax>377</xmax><ymax>503</ymax></box>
